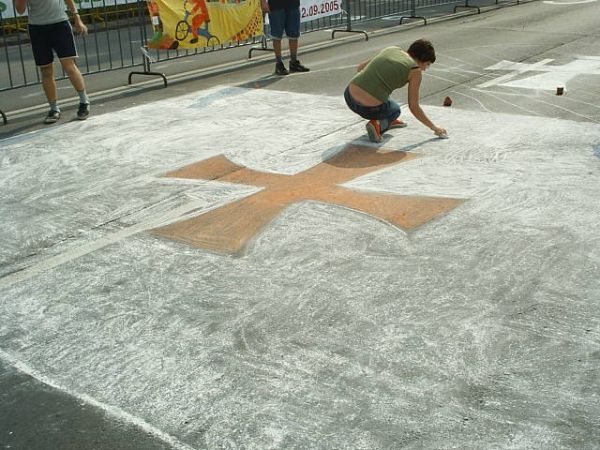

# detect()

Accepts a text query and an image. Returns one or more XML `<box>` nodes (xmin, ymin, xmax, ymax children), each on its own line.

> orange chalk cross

<box><xmin>152</xmin><ymin>144</ymin><xmax>464</xmax><ymax>254</ymax></box>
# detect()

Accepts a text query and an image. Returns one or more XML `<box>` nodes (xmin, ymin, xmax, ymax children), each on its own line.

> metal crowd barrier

<box><xmin>400</xmin><ymin>0</ymin><xmax>523</xmax><ymax>24</ymax></box>
<box><xmin>0</xmin><ymin>0</ymin><xmax>152</xmax><ymax>92</ymax></box>
<box><xmin>0</xmin><ymin>0</ymin><xmax>535</xmax><ymax>94</ymax></box>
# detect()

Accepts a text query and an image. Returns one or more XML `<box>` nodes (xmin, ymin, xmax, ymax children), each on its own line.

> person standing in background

<box><xmin>15</xmin><ymin>0</ymin><xmax>90</xmax><ymax>123</ymax></box>
<box><xmin>261</xmin><ymin>0</ymin><xmax>310</xmax><ymax>76</ymax></box>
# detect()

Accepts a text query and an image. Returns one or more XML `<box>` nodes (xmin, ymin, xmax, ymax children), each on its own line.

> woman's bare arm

<box><xmin>407</xmin><ymin>69</ymin><xmax>447</xmax><ymax>136</ymax></box>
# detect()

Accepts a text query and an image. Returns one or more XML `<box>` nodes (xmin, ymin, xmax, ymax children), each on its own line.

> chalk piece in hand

<box><xmin>437</xmin><ymin>133</ymin><xmax>449</xmax><ymax>139</ymax></box>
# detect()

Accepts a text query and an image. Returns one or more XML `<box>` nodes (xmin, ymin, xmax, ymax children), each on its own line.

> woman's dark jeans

<box><xmin>344</xmin><ymin>86</ymin><xmax>401</xmax><ymax>132</ymax></box>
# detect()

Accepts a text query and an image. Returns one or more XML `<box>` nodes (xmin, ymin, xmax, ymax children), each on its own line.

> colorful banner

<box><xmin>147</xmin><ymin>0</ymin><xmax>263</xmax><ymax>50</ymax></box>
<box><xmin>0</xmin><ymin>0</ymin><xmax>13</xmax><ymax>18</ymax></box>
<box><xmin>299</xmin><ymin>0</ymin><xmax>342</xmax><ymax>23</ymax></box>
<box><xmin>1</xmin><ymin>0</ymin><xmax>136</xmax><ymax>19</ymax></box>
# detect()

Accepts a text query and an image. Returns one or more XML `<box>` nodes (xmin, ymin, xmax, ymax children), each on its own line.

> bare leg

<box><xmin>287</xmin><ymin>38</ymin><xmax>308</xmax><ymax>71</ymax></box>
<box><xmin>60</xmin><ymin>57</ymin><xmax>85</xmax><ymax>92</ymax></box>
<box><xmin>39</xmin><ymin>64</ymin><xmax>57</xmax><ymax>103</ymax></box>
<box><xmin>272</xmin><ymin>39</ymin><xmax>282</xmax><ymax>59</ymax></box>
<box><xmin>289</xmin><ymin>38</ymin><xmax>298</xmax><ymax>60</ymax></box>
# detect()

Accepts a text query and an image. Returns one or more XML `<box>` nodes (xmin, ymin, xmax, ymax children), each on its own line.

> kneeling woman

<box><xmin>344</xmin><ymin>39</ymin><xmax>447</xmax><ymax>143</ymax></box>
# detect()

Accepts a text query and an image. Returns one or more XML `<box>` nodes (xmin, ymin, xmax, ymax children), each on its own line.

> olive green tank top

<box><xmin>350</xmin><ymin>47</ymin><xmax>418</xmax><ymax>102</ymax></box>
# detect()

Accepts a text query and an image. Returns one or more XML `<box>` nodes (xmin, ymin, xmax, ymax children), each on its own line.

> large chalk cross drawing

<box><xmin>152</xmin><ymin>144</ymin><xmax>464</xmax><ymax>254</ymax></box>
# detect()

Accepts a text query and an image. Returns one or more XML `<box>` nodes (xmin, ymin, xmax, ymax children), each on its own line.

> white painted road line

<box><xmin>0</xmin><ymin>348</ymin><xmax>198</xmax><ymax>450</ymax></box>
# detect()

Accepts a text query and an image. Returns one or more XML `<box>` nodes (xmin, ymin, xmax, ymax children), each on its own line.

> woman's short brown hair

<box><xmin>407</xmin><ymin>39</ymin><xmax>436</xmax><ymax>63</ymax></box>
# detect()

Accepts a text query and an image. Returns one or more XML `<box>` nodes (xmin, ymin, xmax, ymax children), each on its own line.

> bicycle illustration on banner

<box><xmin>176</xmin><ymin>0</ymin><xmax>220</xmax><ymax>46</ymax></box>
<box><xmin>147</xmin><ymin>0</ymin><xmax>263</xmax><ymax>50</ymax></box>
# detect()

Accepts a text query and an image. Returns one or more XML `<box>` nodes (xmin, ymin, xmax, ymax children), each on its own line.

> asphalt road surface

<box><xmin>1</xmin><ymin>1</ymin><xmax>599</xmax><ymax>449</ymax></box>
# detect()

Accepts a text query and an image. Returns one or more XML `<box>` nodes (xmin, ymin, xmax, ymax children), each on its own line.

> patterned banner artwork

<box><xmin>147</xmin><ymin>0</ymin><xmax>263</xmax><ymax>50</ymax></box>
<box><xmin>1</xmin><ymin>0</ymin><xmax>136</xmax><ymax>19</ymax></box>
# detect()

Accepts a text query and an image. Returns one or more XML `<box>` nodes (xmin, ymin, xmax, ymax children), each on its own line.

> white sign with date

<box><xmin>300</xmin><ymin>0</ymin><xmax>343</xmax><ymax>22</ymax></box>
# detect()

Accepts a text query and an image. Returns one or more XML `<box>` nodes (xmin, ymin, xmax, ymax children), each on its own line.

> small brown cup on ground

<box><xmin>556</xmin><ymin>86</ymin><xmax>564</xmax><ymax>95</ymax></box>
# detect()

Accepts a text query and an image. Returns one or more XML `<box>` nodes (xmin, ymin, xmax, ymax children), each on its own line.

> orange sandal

<box><xmin>389</xmin><ymin>119</ymin><xmax>407</xmax><ymax>129</ymax></box>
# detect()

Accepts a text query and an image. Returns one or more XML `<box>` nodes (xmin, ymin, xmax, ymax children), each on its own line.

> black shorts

<box><xmin>28</xmin><ymin>20</ymin><xmax>78</xmax><ymax>66</ymax></box>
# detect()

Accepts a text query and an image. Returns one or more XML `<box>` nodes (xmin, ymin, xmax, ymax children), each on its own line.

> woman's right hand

<box><xmin>433</xmin><ymin>126</ymin><xmax>447</xmax><ymax>137</ymax></box>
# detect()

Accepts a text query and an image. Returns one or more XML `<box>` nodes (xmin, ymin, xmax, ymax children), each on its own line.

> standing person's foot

<box><xmin>389</xmin><ymin>119</ymin><xmax>407</xmax><ymax>129</ymax></box>
<box><xmin>275</xmin><ymin>61</ymin><xmax>289</xmax><ymax>76</ymax></box>
<box><xmin>366</xmin><ymin>120</ymin><xmax>382</xmax><ymax>143</ymax></box>
<box><xmin>289</xmin><ymin>59</ymin><xmax>310</xmax><ymax>72</ymax></box>
<box><xmin>77</xmin><ymin>103</ymin><xmax>90</xmax><ymax>120</ymax></box>
<box><xmin>44</xmin><ymin>109</ymin><xmax>60</xmax><ymax>124</ymax></box>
